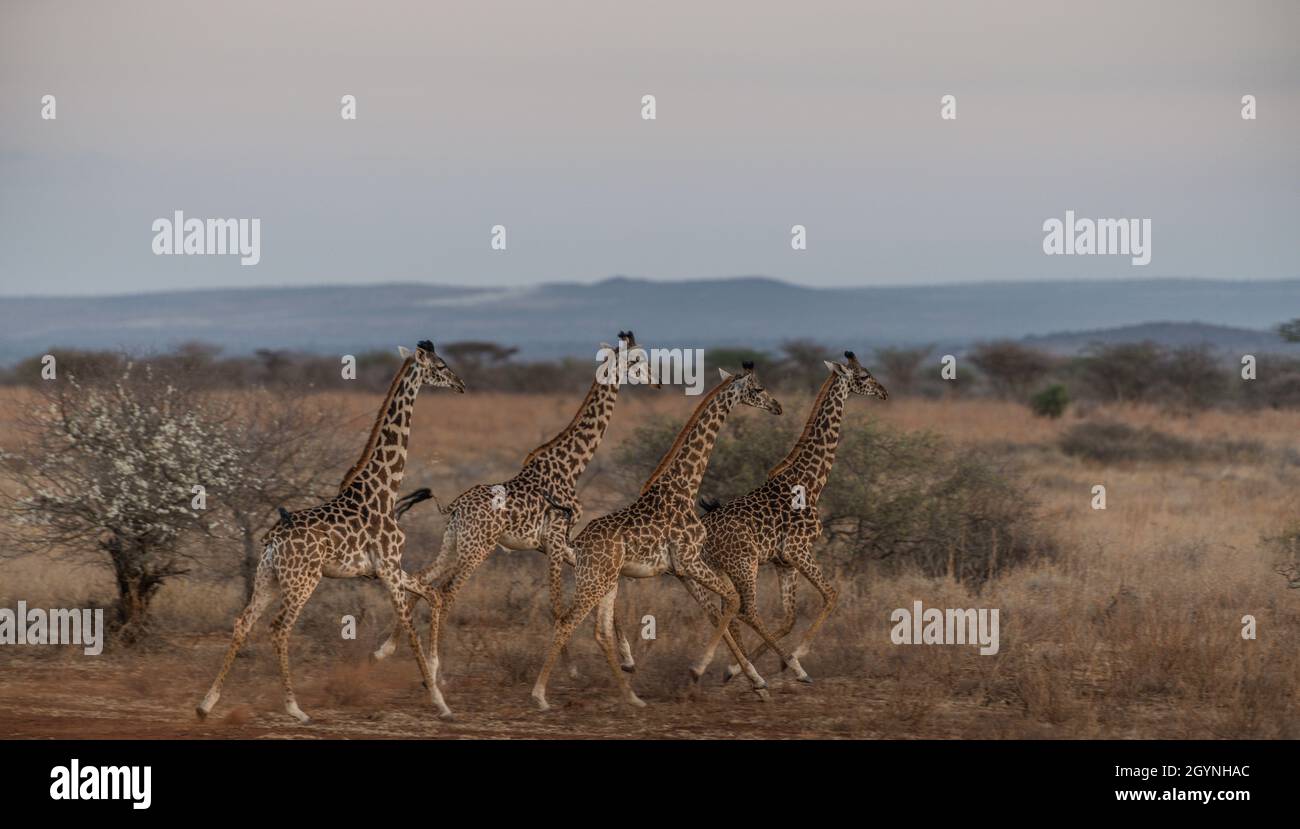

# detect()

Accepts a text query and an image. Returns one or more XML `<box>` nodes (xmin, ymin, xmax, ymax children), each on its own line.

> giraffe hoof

<box><xmin>797</xmin><ymin>674</ymin><xmax>813</xmax><ymax>685</ymax></box>
<box><xmin>721</xmin><ymin>668</ymin><xmax>737</xmax><ymax>685</ymax></box>
<box><xmin>194</xmin><ymin>706</ymin><xmax>209</xmax><ymax>721</ymax></box>
<box><xmin>620</xmin><ymin>664</ymin><xmax>636</xmax><ymax>674</ymax></box>
<box><xmin>755</xmin><ymin>688</ymin><xmax>771</xmax><ymax>702</ymax></box>
<box><xmin>689</xmin><ymin>667</ymin><xmax>704</xmax><ymax>684</ymax></box>
<box><xmin>438</xmin><ymin>711</ymin><xmax>456</xmax><ymax>722</ymax></box>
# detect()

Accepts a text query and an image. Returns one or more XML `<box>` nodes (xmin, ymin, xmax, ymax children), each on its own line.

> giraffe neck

<box><xmin>521</xmin><ymin>372</ymin><xmax>620</xmax><ymax>490</ymax></box>
<box><xmin>641</xmin><ymin>378</ymin><xmax>741</xmax><ymax>503</ymax></box>
<box><xmin>770</xmin><ymin>373</ymin><xmax>849</xmax><ymax>503</ymax></box>
<box><xmin>338</xmin><ymin>356</ymin><xmax>422</xmax><ymax>509</ymax></box>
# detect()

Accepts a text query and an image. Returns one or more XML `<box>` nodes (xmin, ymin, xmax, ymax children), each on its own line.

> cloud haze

<box><xmin>1</xmin><ymin>0</ymin><xmax>1296</xmax><ymax>296</ymax></box>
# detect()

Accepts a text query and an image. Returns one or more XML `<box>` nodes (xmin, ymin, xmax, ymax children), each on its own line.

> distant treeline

<box><xmin>3</xmin><ymin>338</ymin><xmax>1298</xmax><ymax>412</ymax></box>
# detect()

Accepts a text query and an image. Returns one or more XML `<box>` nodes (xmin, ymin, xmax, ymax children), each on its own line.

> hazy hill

<box><xmin>1</xmin><ymin>277</ymin><xmax>1297</xmax><ymax>364</ymax></box>
<box><xmin>1023</xmin><ymin>321</ymin><xmax>1300</xmax><ymax>356</ymax></box>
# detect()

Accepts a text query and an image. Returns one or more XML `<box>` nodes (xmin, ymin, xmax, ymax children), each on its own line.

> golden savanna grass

<box><xmin>1</xmin><ymin>387</ymin><xmax>1298</xmax><ymax>738</ymax></box>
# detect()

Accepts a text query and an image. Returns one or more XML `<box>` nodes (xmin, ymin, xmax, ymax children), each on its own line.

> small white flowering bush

<box><xmin>3</xmin><ymin>363</ymin><xmax>244</xmax><ymax>640</ymax></box>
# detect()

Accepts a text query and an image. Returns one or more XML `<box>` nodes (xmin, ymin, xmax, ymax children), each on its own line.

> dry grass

<box><xmin>2</xmin><ymin>388</ymin><xmax>1299</xmax><ymax>738</ymax></box>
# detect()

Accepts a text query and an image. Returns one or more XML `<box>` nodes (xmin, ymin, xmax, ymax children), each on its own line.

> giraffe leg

<box><xmin>532</xmin><ymin>574</ymin><xmax>615</xmax><ymax>711</ymax></box>
<box><xmin>726</xmin><ymin>563</ymin><xmax>797</xmax><ymax>682</ymax></box>
<box><xmin>614</xmin><ymin>612</ymin><xmax>635</xmax><ymax>673</ymax></box>
<box><xmin>615</xmin><ymin>578</ymin><xmax>636</xmax><ymax>673</ymax></box>
<box><xmin>545</xmin><ymin>542</ymin><xmax>582</xmax><ymax>680</ymax></box>
<box><xmin>592</xmin><ymin>583</ymin><xmax>644</xmax><ymax>708</ymax></box>
<box><xmin>373</xmin><ymin>522</ymin><xmax>457</xmax><ymax>662</ymax></box>
<box><xmin>678</xmin><ymin>574</ymin><xmax>767</xmax><ymax>698</ymax></box>
<box><xmin>269</xmin><ymin>573</ymin><xmax>320</xmax><ymax>724</ymax></box>
<box><xmin>422</xmin><ymin>535</ymin><xmax>494</xmax><ymax>689</ymax></box>
<box><xmin>728</xmin><ymin>566</ymin><xmax>811</xmax><ymax>682</ymax></box>
<box><xmin>674</xmin><ymin>555</ymin><xmax>769</xmax><ymax>697</ymax></box>
<box><xmin>786</xmin><ymin>551</ymin><xmax>838</xmax><ymax>665</ymax></box>
<box><xmin>196</xmin><ymin>548</ymin><xmax>278</xmax><ymax>719</ymax></box>
<box><xmin>381</xmin><ymin>565</ymin><xmax>453</xmax><ymax>720</ymax></box>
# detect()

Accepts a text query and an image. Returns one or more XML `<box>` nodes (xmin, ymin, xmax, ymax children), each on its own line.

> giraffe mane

<box><xmin>767</xmin><ymin>371</ymin><xmax>837</xmax><ymax>479</ymax></box>
<box><xmin>522</xmin><ymin>377</ymin><xmax>603</xmax><ymax>466</ymax></box>
<box><xmin>339</xmin><ymin>355</ymin><xmax>416</xmax><ymax>490</ymax></box>
<box><xmin>640</xmin><ymin>375</ymin><xmax>737</xmax><ymax>495</ymax></box>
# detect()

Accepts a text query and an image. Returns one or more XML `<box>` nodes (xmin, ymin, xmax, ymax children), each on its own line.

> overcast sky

<box><xmin>1</xmin><ymin>0</ymin><xmax>1297</xmax><ymax>296</ymax></box>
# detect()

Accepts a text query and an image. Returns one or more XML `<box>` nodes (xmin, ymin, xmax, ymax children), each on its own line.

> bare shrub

<box><xmin>323</xmin><ymin>661</ymin><xmax>373</xmax><ymax>707</ymax></box>
<box><xmin>1074</xmin><ymin>341</ymin><xmax>1165</xmax><ymax>403</ymax></box>
<box><xmin>223</xmin><ymin>391</ymin><xmax>350</xmax><ymax>600</ymax></box>
<box><xmin>873</xmin><ymin>346</ymin><xmax>931</xmax><ymax>397</ymax></box>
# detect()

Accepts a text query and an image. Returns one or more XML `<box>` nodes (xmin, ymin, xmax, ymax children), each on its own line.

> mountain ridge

<box><xmin>2</xmin><ymin>276</ymin><xmax>1297</xmax><ymax>364</ymax></box>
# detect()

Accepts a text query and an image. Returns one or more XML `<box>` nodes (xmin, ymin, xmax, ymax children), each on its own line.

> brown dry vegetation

<box><xmin>1</xmin><ymin>388</ymin><xmax>1298</xmax><ymax>739</ymax></box>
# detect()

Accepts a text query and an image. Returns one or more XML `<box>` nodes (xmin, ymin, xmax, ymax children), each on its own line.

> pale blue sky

<box><xmin>1</xmin><ymin>0</ymin><xmax>1297</xmax><ymax>296</ymax></box>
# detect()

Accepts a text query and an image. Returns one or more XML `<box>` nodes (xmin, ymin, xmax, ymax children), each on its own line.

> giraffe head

<box><xmin>399</xmin><ymin>340</ymin><xmax>466</xmax><ymax>393</ymax></box>
<box><xmin>721</xmin><ymin>361</ymin><xmax>783</xmax><ymax>415</ymax></box>
<box><xmin>597</xmin><ymin>329</ymin><xmax>659</xmax><ymax>388</ymax></box>
<box><xmin>619</xmin><ymin>329</ymin><xmax>662</xmax><ymax>388</ymax></box>
<box><xmin>824</xmin><ymin>350</ymin><xmax>888</xmax><ymax>400</ymax></box>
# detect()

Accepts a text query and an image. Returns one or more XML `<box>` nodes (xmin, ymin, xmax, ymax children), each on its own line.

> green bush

<box><xmin>614</xmin><ymin>414</ymin><xmax>1051</xmax><ymax>584</ymax></box>
<box><xmin>1029</xmin><ymin>384</ymin><xmax>1070</xmax><ymax>418</ymax></box>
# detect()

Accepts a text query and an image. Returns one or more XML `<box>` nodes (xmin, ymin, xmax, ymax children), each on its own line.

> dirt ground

<box><xmin>0</xmin><ymin>632</ymin><xmax>1091</xmax><ymax>740</ymax></box>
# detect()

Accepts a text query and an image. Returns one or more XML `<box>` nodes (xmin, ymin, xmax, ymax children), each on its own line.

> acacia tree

<box><xmin>967</xmin><ymin>341</ymin><xmax>1056</xmax><ymax>399</ymax></box>
<box><xmin>1</xmin><ymin>363</ymin><xmax>243</xmax><ymax>641</ymax></box>
<box><xmin>874</xmin><ymin>345</ymin><xmax>931</xmax><ymax>396</ymax></box>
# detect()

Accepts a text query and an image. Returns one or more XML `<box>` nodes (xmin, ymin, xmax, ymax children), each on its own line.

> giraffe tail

<box><xmin>542</xmin><ymin>490</ymin><xmax>576</xmax><ymax>519</ymax></box>
<box><xmin>698</xmin><ymin>496</ymin><xmax>721</xmax><ymax>513</ymax></box>
<box><xmin>542</xmin><ymin>491</ymin><xmax>578</xmax><ymax>540</ymax></box>
<box><xmin>395</xmin><ymin>487</ymin><xmax>445</xmax><ymax>518</ymax></box>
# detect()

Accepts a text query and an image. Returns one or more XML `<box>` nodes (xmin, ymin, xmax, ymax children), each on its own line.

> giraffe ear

<box><xmin>398</xmin><ymin>345</ymin><xmax>413</xmax><ymax>359</ymax></box>
<box><xmin>824</xmin><ymin>359</ymin><xmax>846</xmax><ymax>375</ymax></box>
<box><xmin>718</xmin><ymin>367</ymin><xmax>733</xmax><ymax>380</ymax></box>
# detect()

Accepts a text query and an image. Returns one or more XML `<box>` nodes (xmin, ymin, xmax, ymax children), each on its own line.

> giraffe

<box><xmin>371</xmin><ymin>332</ymin><xmax>653</xmax><ymax>686</ymax></box>
<box><xmin>690</xmin><ymin>351</ymin><xmax>887</xmax><ymax>684</ymax></box>
<box><xmin>530</xmin><ymin>362</ymin><xmax>810</xmax><ymax>711</ymax></box>
<box><xmin>196</xmin><ymin>340</ymin><xmax>465</xmax><ymax>723</ymax></box>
